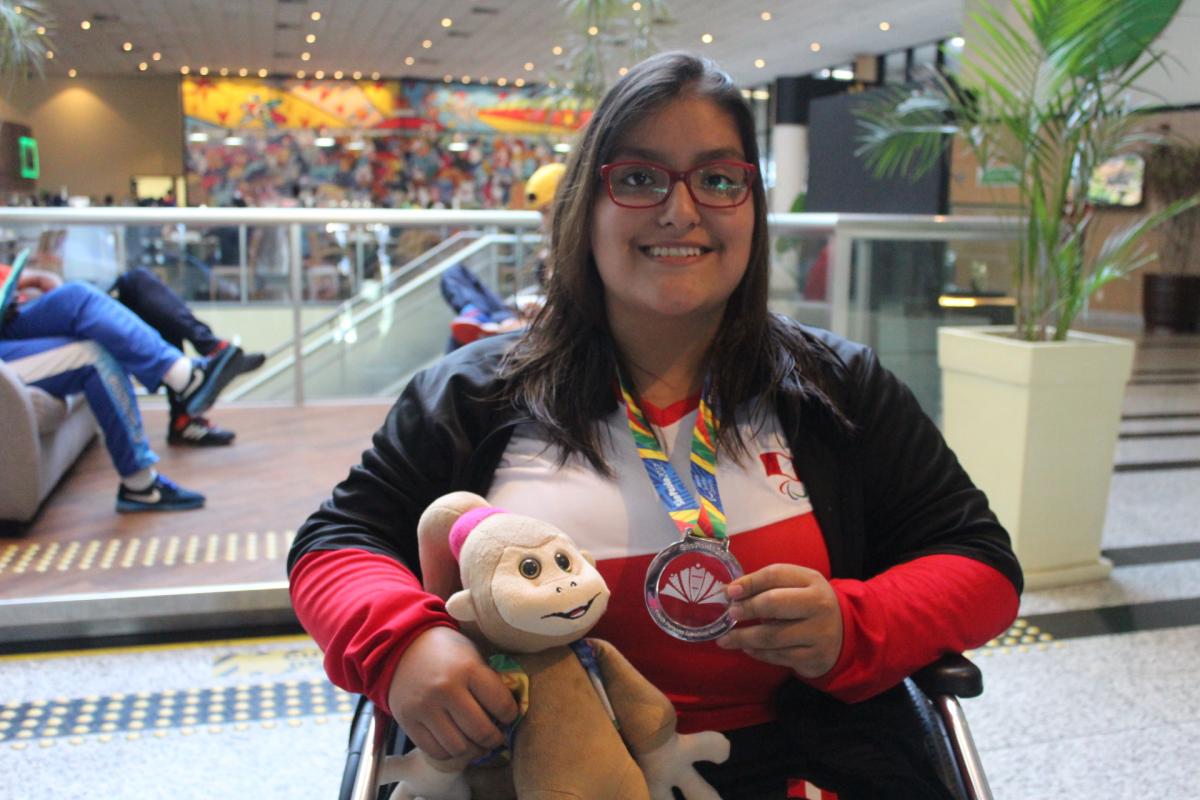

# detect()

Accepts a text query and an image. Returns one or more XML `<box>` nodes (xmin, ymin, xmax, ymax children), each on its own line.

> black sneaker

<box><xmin>168</xmin><ymin>413</ymin><xmax>236</xmax><ymax>447</ymax></box>
<box><xmin>116</xmin><ymin>475</ymin><xmax>205</xmax><ymax>513</ymax></box>
<box><xmin>207</xmin><ymin>340</ymin><xmax>266</xmax><ymax>378</ymax></box>
<box><xmin>178</xmin><ymin>342</ymin><xmax>244</xmax><ymax>417</ymax></box>
<box><xmin>237</xmin><ymin>351</ymin><xmax>267</xmax><ymax>374</ymax></box>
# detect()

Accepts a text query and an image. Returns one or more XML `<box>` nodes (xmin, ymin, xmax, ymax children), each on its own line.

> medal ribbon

<box><xmin>619</xmin><ymin>374</ymin><xmax>727</xmax><ymax>540</ymax></box>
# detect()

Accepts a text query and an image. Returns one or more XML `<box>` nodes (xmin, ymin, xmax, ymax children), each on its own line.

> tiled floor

<box><xmin>0</xmin><ymin>329</ymin><xmax>1195</xmax><ymax>799</ymax></box>
<box><xmin>971</xmin><ymin>330</ymin><xmax>1200</xmax><ymax>799</ymax></box>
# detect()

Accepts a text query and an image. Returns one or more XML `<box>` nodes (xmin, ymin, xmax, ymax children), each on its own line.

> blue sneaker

<box><xmin>178</xmin><ymin>342</ymin><xmax>244</xmax><ymax>418</ymax></box>
<box><xmin>116</xmin><ymin>474</ymin><xmax>205</xmax><ymax>513</ymax></box>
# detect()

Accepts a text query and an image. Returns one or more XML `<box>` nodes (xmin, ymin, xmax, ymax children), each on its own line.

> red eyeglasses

<box><xmin>599</xmin><ymin>160</ymin><xmax>757</xmax><ymax>209</ymax></box>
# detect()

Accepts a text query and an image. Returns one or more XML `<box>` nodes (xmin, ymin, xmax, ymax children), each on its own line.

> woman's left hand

<box><xmin>715</xmin><ymin>563</ymin><xmax>844</xmax><ymax>678</ymax></box>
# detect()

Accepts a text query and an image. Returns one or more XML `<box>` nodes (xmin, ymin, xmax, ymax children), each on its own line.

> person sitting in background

<box><xmin>525</xmin><ymin>160</ymin><xmax>565</xmax><ymax>287</ymax></box>
<box><xmin>439</xmin><ymin>162</ymin><xmax>566</xmax><ymax>349</ymax></box>
<box><xmin>0</xmin><ymin>263</ymin><xmax>245</xmax><ymax>512</ymax></box>
<box><xmin>439</xmin><ymin>263</ymin><xmax>524</xmax><ymax>349</ymax></box>
<box><xmin>111</xmin><ymin>267</ymin><xmax>266</xmax><ymax>446</ymax></box>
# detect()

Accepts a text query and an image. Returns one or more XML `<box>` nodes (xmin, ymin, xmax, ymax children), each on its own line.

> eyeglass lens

<box><xmin>608</xmin><ymin>163</ymin><xmax>751</xmax><ymax>208</ymax></box>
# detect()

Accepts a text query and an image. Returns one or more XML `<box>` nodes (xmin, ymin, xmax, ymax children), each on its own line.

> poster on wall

<box><xmin>181</xmin><ymin>77</ymin><xmax>590</xmax><ymax>208</ymax></box>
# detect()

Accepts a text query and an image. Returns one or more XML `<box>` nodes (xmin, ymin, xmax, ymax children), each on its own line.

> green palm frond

<box><xmin>855</xmin><ymin>0</ymin><xmax>1191</xmax><ymax>341</ymax></box>
<box><xmin>0</xmin><ymin>0</ymin><xmax>51</xmax><ymax>89</ymax></box>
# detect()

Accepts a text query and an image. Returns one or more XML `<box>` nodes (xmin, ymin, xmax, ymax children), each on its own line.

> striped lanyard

<box><xmin>618</xmin><ymin>373</ymin><xmax>727</xmax><ymax>541</ymax></box>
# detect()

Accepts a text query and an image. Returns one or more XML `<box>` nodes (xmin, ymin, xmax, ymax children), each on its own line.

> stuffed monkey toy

<box><xmin>379</xmin><ymin>491</ymin><xmax>730</xmax><ymax>800</ymax></box>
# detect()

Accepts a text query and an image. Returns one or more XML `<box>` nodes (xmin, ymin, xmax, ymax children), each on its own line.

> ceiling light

<box><xmin>238</xmin><ymin>68</ymin><xmax>248</xmax><ymax>77</ymax></box>
<box><xmin>310</xmin><ymin>11</ymin><xmax>321</xmax><ymax>21</ymax></box>
<box><xmin>515</xmin><ymin>78</ymin><xmax>525</xmax><ymax>87</ymax></box>
<box><xmin>68</xmin><ymin>68</ymin><xmax>77</xmax><ymax>78</ymax></box>
<box><xmin>441</xmin><ymin>17</ymin><xmax>452</xmax><ymax>27</ymax></box>
<box><xmin>444</xmin><ymin>74</ymin><xmax>452</xmax><ymax>83</ymax></box>
<box><xmin>258</xmin><ymin>68</ymin><xmax>268</xmax><ymax>77</ymax></box>
<box><xmin>301</xmin><ymin>52</ymin><xmax>311</xmax><ymax>61</ymax></box>
<box><xmin>422</xmin><ymin>39</ymin><xmax>432</xmax><ymax>48</ymax></box>
<box><xmin>553</xmin><ymin>143</ymin><xmax>571</xmax><ymax>153</ymax></box>
<box><xmin>122</xmin><ymin>41</ymin><xmax>133</xmax><ymax>52</ymax></box>
<box><xmin>199</xmin><ymin>66</ymin><xmax>208</xmax><ymax>75</ymax></box>
<box><xmin>524</xmin><ymin>61</ymin><xmax>534</xmax><ymax>71</ymax></box>
<box><xmin>618</xmin><ymin>67</ymin><xmax>628</xmax><ymax>76</ymax></box>
<box><xmin>404</xmin><ymin>56</ymin><xmax>415</xmax><ymax>66</ymax></box>
<box><xmin>297</xmin><ymin>70</ymin><xmax>306</xmax><ymax>79</ymax></box>
<box><xmin>44</xmin><ymin>49</ymin><xmax>53</xmax><ymax>59</ymax></box>
<box><xmin>587</xmin><ymin>25</ymin><xmax>598</xmax><ymax>36</ymax></box>
<box><xmin>314</xmin><ymin>70</ymin><xmax>325</xmax><ymax>79</ymax></box>
<box><xmin>152</xmin><ymin>52</ymin><xmax>162</xmax><ymax>61</ymax></box>
<box><xmin>462</xmin><ymin>75</ymin><xmax>471</xmax><ymax>84</ymax></box>
<box><xmin>754</xmin><ymin>59</ymin><xmax>766</xmax><ymax>68</ymax></box>
<box><xmin>187</xmin><ymin>132</ymin><xmax>209</xmax><ymax>142</ymax></box>
<box><xmin>752</xmin><ymin>89</ymin><xmax>770</xmax><ymax>100</ymax></box>
<box><xmin>80</xmin><ymin>20</ymin><xmax>91</xmax><ymax>30</ymax></box>
<box><xmin>36</xmin><ymin>25</ymin><xmax>44</xmax><ymax>34</ymax></box>
<box><xmin>447</xmin><ymin>141</ymin><xmax>468</xmax><ymax>152</ymax></box>
<box><xmin>480</xmin><ymin>76</ymin><xmax>489</xmax><ymax>84</ymax></box>
<box><xmin>701</xmin><ymin>33</ymin><xmax>713</xmax><ymax>44</ymax></box>
<box><xmin>831</xmin><ymin>68</ymin><xmax>855</xmax><ymax>80</ymax></box>
<box><xmin>315</xmin><ymin>136</ymin><xmax>336</xmax><ymax>147</ymax></box>
<box><xmin>306</xmin><ymin>34</ymin><xmax>316</xmax><ymax>44</ymax></box>
<box><xmin>352</xmin><ymin>71</ymin><xmax>362</xmax><ymax>79</ymax></box>
<box><xmin>334</xmin><ymin>70</ymin><xmax>343</xmax><ymax>79</ymax></box>
<box><xmin>371</xmin><ymin>71</ymin><xmax>380</xmax><ymax>80</ymax></box>
<box><xmin>219</xmin><ymin>67</ymin><xmax>229</xmax><ymax>76</ymax></box>
<box><xmin>496</xmin><ymin>77</ymin><xmax>507</xmax><ymax>86</ymax></box>
<box><xmin>761</xmin><ymin>11</ymin><xmax>772</xmax><ymax>21</ymax></box>
<box><xmin>552</xmin><ymin>45</ymin><xmax>562</xmax><ymax>55</ymax></box>
<box><xmin>631</xmin><ymin>2</ymin><xmax>642</xmax><ymax>11</ymax></box>
<box><xmin>950</xmin><ymin>36</ymin><xmax>965</xmax><ymax>48</ymax></box>
<box><xmin>180</xmin><ymin>66</ymin><xmax>190</xmax><ymax>74</ymax></box>
<box><xmin>224</xmin><ymin>134</ymin><xmax>244</xmax><ymax>146</ymax></box>
<box><xmin>810</xmin><ymin>42</ymin><xmax>821</xmax><ymax>52</ymax></box>
<box><xmin>879</xmin><ymin>21</ymin><xmax>891</xmax><ymax>31</ymax></box>
<box><xmin>138</xmin><ymin>62</ymin><xmax>148</xmax><ymax>71</ymax></box>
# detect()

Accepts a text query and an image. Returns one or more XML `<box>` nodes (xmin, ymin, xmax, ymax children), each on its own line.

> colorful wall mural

<box><xmin>182</xmin><ymin>77</ymin><xmax>591</xmax><ymax>208</ymax></box>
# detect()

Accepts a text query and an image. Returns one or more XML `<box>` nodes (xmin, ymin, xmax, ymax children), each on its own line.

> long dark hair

<box><xmin>503</xmin><ymin>51</ymin><xmax>848</xmax><ymax>473</ymax></box>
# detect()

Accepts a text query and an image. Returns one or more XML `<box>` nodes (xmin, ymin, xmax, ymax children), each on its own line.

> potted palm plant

<box><xmin>854</xmin><ymin>0</ymin><xmax>1195</xmax><ymax>588</ymax></box>
<box><xmin>1142</xmin><ymin>140</ymin><xmax>1200</xmax><ymax>331</ymax></box>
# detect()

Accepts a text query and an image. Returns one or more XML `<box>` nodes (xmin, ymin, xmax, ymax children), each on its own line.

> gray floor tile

<box><xmin>1115</xmin><ymin>436</ymin><xmax>1200</xmax><ymax>463</ymax></box>
<box><xmin>1103</xmin><ymin>471</ymin><xmax>1200</xmax><ymax>548</ymax></box>
<box><xmin>1017</xmin><ymin>560</ymin><xmax>1200</xmax><ymax>614</ymax></box>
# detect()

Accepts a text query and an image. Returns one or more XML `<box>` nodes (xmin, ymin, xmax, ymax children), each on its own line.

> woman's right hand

<box><xmin>386</xmin><ymin>626</ymin><xmax>519</xmax><ymax>762</ymax></box>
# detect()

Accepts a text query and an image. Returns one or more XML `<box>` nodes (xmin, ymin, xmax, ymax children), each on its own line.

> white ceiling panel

<box><xmin>40</xmin><ymin>0</ymin><xmax>963</xmax><ymax>85</ymax></box>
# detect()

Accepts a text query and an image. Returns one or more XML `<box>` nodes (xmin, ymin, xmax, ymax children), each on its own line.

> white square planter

<box><xmin>938</xmin><ymin>326</ymin><xmax>1135</xmax><ymax>589</ymax></box>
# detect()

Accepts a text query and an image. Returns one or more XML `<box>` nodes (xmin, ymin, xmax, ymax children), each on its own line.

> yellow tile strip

<box><xmin>0</xmin><ymin>531</ymin><xmax>296</xmax><ymax>576</ymax></box>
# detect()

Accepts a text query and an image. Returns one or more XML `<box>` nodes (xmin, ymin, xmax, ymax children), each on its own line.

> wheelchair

<box><xmin>337</xmin><ymin>653</ymin><xmax>993</xmax><ymax>800</ymax></box>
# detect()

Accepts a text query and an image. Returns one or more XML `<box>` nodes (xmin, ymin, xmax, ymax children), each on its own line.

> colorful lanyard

<box><xmin>618</xmin><ymin>373</ymin><xmax>727</xmax><ymax>540</ymax></box>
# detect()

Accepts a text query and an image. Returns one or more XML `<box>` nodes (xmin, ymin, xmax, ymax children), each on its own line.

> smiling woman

<box><xmin>289</xmin><ymin>50</ymin><xmax>1022</xmax><ymax>800</ymax></box>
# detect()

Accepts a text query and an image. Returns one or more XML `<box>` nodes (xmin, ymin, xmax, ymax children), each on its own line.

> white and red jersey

<box><xmin>487</xmin><ymin>393</ymin><xmax>830</xmax><ymax>733</ymax></box>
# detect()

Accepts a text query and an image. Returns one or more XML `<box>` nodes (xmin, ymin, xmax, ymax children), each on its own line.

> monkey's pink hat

<box><xmin>448</xmin><ymin>506</ymin><xmax>504</xmax><ymax>561</ymax></box>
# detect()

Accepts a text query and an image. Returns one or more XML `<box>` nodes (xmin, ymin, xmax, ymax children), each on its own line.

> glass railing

<box><xmin>0</xmin><ymin>207</ymin><xmax>1022</xmax><ymax>421</ymax></box>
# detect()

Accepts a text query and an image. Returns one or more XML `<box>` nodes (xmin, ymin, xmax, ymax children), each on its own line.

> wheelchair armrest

<box><xmin>912</xmin><ymin>653</ymin><xmax>983</xmax><ymax>699</ymax></box>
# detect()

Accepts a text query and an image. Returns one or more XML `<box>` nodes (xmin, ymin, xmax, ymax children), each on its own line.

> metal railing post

<box><xmin>238</xmin><ymin>224</ymin><xmax>249</xmax><ymax>304</ymax></box>
<box><xmin>829</xmin><ymin>229</ymin><xmax>854</xmax><ymax>337</ymax></box>
<box><xmin>289</xmin><ymin>222</ymin><xmax>305</xmax><ymax>406</ymax></box>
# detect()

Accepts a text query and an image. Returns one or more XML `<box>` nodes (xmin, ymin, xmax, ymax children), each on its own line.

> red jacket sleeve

<box><xmin>808</xmin><ymin>553</ymin><xmax>1018</xmax><ymax>702</ymax></box>
<box><xmin>289</xmin><ymin>548</ymin><xmax>458</xmax><ymax>714</ymax></box>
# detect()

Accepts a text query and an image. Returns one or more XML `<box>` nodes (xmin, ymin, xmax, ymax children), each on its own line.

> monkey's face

<box><xmin>489</xmin><ymin>537</ymin><xmax>610</xmax><ymax>639</ymax></box>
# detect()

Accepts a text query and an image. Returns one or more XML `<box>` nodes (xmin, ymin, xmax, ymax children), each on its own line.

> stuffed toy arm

<box><xmin>589</xmin><ymin>639</ymin><xmax>730</xmax><ymax>800</ymax></box>
<box><xmin>636</xmin><ymin>730</ymin><xmax>730</xmax><ymax>800</ymax></box>
<box><xmin>377</xmin><ymin>750</ymin><xmax>471</xmax><ymax>800</ymax></box>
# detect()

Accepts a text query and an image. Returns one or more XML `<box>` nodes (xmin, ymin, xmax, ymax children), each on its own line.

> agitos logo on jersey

<box><xmin>760</xmin><ymin>451</ymin><xmax>809</xmax><ymax>501</ymax></box>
